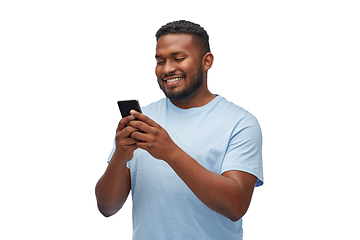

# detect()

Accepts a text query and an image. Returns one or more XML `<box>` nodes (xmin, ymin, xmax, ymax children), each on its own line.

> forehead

<box><xmin>156</xmin><ymin>34</ymin><xmax>198</xmax><ymax>55</ymax></box>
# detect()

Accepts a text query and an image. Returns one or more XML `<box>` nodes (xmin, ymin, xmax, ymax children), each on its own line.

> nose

<box><xmin>162</xmin><ymin>60</ymin><xmax>176</xmax><ymax>75</ymax></box>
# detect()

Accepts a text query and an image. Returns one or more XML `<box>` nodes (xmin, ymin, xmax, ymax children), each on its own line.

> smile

<box><xmin>163</xmin><ymin>77</ymin><xmax>183</xmax><ymax>83</ymax></box>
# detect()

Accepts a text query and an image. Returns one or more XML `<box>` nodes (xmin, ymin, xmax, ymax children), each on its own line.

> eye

<box><xmin>156</xmin><ymin>60</ymin><xmax>165</xmax><ymax>65</ymax></box>
<box><xmin>175</xmin><ymin>58</ymin><xmax>185</xmax><ymax>62</ymax></box>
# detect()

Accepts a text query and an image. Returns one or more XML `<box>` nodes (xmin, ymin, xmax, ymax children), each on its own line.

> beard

<box><xmin>158</xmin><ymin>64</ymin><xmax>204</xmax><ymax>101</ymax></box>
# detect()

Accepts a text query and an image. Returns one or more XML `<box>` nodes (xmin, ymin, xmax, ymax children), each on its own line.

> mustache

<box><xmin>162</xmin><ymin>73</ymin><xmax>185</xmax><ymax>79</ymax></box>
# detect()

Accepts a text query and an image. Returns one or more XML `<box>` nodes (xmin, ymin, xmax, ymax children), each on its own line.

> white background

<box><xmin>1</xmin><ymin>1</ymin><xmax>359</xmax><ymax>239</ymax></box>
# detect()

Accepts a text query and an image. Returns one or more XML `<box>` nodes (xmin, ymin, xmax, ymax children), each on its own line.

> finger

<box><xmin>128</xmin><ymin>120</ymin><xmax>152</xmax><ymax>134</ymax></box>
<box><xmin>135</xmin><ymin>141</ymin><xmax>155</xmax><ymax>153</ymax></box>
<box><xmin>116</xmin><ymin>115</ymin><xmax>135</xmax><ymax>131</ymax></box>
<box><xmin>130</xmin><ymin>110</ymin><xmax>159</xmax><ymax>128</ymax></box>
<box><xmin>121</xmin><ymin>137</ymin><xmax>139</xmax><ymax>146</ymax></box>
<box><xmin>117</xmin><ymin>125</ymin><xmax>139</xmax><ymax>139</ymax></box>
<box><xmin>115</xmin><ymin>128</ymin><xmax>139</xmax><ymax>150</ymax></box>
<box><xmin>116</xmin><ymin>142</ymin><xmax>138</xmax><ymax>155</ymax></box>
<box><xmin>130</xmin><ymin>131</ymin><xmax>150</xmax><ymax>142</ymax></box>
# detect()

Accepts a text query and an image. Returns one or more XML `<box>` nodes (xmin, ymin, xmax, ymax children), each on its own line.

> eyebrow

<box><xmin>155</xmin><ymin>51</ymin><xmax>186</xmax><ymax>59</ymax></box>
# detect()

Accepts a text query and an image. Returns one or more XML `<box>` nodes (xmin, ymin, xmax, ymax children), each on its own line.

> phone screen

<box><xmin>117</xmin><ymin>100</ymin><xmax>142</xmax><ymax>118</ymax></box>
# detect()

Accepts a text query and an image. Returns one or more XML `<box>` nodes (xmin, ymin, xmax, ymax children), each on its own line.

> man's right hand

<box><xmin>96</xmin><ymin>115</ymin><xmax>135</xmax><ymax>217</ymax></box>
<box><xmin>113</xmin><ymin>114</ymin><xmax>139</xmax><ymax>163</ymax></box>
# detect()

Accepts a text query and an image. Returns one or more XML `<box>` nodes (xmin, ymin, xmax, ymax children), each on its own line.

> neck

<box><xmin>170</xmin><ymin>88</ymin><xmax>216</xmax><ymax>109</ymax></box>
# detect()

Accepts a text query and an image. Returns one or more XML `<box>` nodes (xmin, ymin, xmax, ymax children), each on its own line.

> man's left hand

<box><xmin>128</xmin><ymin>110</ymin><xmax>181</xmax><ymax>161</ymax></box>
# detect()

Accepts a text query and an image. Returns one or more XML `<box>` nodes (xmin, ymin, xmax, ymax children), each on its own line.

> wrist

<box><xmin>165</xmin><ymin>147</ymin><xmax>188</xmax><ymax>166</ymax></box>
<box><xmin>112</xmin><ymin>149</ymin><xmax>131</xmax><ymax>165</ymax></box>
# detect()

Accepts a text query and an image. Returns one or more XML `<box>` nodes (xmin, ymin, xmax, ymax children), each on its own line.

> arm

<box><xmin>95</xmin><ymin>115</ymin><xmax>138</xmax><ymax>217</ymax></box>
<box><xmin>128</xmin><ymin>111</ymin><xmax>257</xmax><ymax>222</ymax></box>
<box><xmin>166</xmin><ymin>150</ymin><xmax>257</xmax><ymax>221</ymax></box>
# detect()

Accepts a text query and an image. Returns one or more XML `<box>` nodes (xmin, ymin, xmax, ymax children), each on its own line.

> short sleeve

<box><xmin>221</xmin><ymin>115</ymin><xmax>264</xmax><ymax>187</ymax></box>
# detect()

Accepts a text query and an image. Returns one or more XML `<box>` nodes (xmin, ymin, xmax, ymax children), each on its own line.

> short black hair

<box><xmin>155</xmin><ymin>20</ymin><xmax>211</xmax><ymax>56</ymax></box>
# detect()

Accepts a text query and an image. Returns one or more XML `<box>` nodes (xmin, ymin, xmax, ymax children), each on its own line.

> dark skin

<box><xmin>95</xmin><ymin>33</ymin><xmax>257</xmax><ymax>221</ymax></box>
<box><xmin>155</xmin><ymin>33</ymin><xmax>215</xmax><ymax>109</ymax></box>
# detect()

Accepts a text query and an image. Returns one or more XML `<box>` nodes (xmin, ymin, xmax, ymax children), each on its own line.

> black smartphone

<box><xmin>117</xmin><ymin>99</ymin><xmax>142</xmax><ymax>118</ymax></box>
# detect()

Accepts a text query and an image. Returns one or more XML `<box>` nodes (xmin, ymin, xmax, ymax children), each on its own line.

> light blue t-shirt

<box><xmin>109</xmin><ymin>95</ymin><xmax>263</xmax><ymax>240</ymax></box>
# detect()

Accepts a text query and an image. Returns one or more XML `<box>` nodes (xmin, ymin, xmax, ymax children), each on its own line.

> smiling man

<box><xmin>155</xmin><ymin>33</ymin><xmax>212</xmax><ymax>107</ymax></box>
<box><xmin>95</xmin><ymin>20</ymin><xmax>264</xmax><ymax>239</ymax></box>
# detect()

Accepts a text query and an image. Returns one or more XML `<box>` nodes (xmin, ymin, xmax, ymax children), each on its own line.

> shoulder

<box><xmin>216</xmin><ymin>96</ymin><xmax>259</xmax><ymax>123</ymax></box>
<box><xmin>215</xmin><ymin>96</ymin><xmax>262</xmax><ymax>139</ymax></box>
<box><xmin>141</xmin><ymin>98</ymin><xmax>167</xmax><ymax>114</ymax></box>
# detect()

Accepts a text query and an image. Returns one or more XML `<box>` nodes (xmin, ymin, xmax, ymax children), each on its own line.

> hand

<box><xmin>114</xmin><ymin>115</ymin><xmax>139</xmax><ymax>163</ymax></box>
<box><xmin>128</xmin><ymin>110</ymin><xmax>181</xmax><ymax>161</ymax></box>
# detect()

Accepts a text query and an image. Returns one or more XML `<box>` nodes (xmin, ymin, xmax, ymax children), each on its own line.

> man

<box><xmin>95</xmin><ymin>20</ymin><xmax>263</xmax><ymax>239</ymax></box>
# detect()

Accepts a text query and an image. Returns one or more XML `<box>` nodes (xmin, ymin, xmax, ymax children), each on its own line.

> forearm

<box><xmin>166</xmin><ymin>149</ymin><xmax>253</xmax><ymax>222</ymax></box>
<box><xmin>95</xmin><ymin>152</ymin><xmax>131</xmax><ymax>217</ymax></box>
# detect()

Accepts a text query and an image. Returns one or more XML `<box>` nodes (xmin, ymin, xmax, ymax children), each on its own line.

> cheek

<box><xmin>155</xmin><ymin>66</ymin><xmax>162</xmax><ymax>78</ymax></box>
<box><xmin>180</xmin><ymin>58</ymin><xmax>199</xmax><ymax>72</ymax></box>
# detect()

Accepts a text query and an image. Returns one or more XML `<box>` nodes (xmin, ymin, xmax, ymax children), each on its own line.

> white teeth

<box><xmin>165</xmin><ymin>77</ymin><xmax>183</xmax><ymax>82</ymax></box>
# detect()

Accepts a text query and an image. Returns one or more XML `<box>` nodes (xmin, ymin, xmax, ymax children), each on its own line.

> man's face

<box><xmin>155</xmin><ymin>34</ymin><xmax>204</xmax><ymax>101</ymax></box>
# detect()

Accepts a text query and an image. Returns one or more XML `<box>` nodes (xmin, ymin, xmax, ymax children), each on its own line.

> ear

<box><xmin>202</xmin><ymin>52</ymin><xmax>214</xmax><ymax>72</ymax></box>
